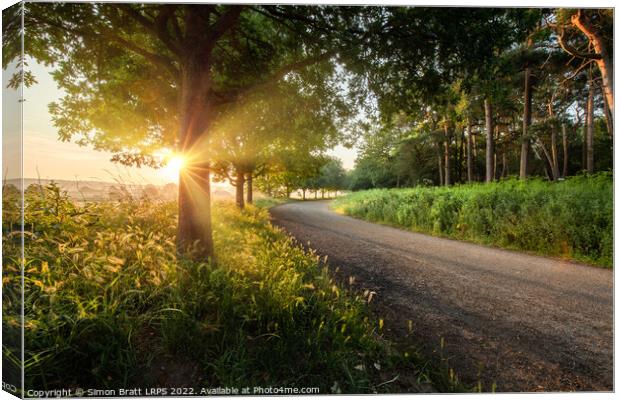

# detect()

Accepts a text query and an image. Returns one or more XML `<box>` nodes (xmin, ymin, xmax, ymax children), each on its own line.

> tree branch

<box><xmin>211</xmin><ymin>50</ymin><xmax>336</xmax><ymax>105</ymax></box>
<box><xmin>33</xmin><ymin>13</ymin><xmax>180</xmax><ymax>79</ymax></box>
<box><xmin>98</xmin><ymin>25</ymin><xmax>180</xmax><ymax>77</ymax></box>
<box><xmin>123</xmin><ymin>5</ymin><xmax>182</xmax><ymax>56</ymax></box>
<box><xmin>201</xmin><ymin>6</ymin><xmax>244</xmax><ymax>57</ymax></box>
<box><xmin>557</xmin><ymin>25</ymin><xmax>602</xmax><ymax>60</ymax></box>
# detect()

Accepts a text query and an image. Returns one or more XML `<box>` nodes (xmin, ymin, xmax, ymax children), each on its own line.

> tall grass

<box><xmin>2</xmin><ymin>183</ymin><xmax>443</xmax><ymax>393</ymax></box>
<box><xmin>333</xmin><ymin>173</ymin><xmax>612</xmax><ymax>267</ymax></box>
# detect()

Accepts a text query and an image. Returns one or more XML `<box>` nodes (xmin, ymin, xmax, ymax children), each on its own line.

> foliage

<box><xmin>257</xmin><ymin>155</ymin><xmax>348</xmax><ymax>199</ymax></box>
<box><xmin>334</xmin><ymin>173</ymin><xmax>612</xmax><ymax>267</ymax></box>
<box><xmin>3</xmin><ymin>183</ymin><xmax>439</xmax><ymax>393</ymax></box>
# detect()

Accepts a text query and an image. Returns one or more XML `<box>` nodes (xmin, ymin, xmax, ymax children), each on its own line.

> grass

<box><xmin>333</xmin><ymin>173</ymin><xmax>613</xmax><ymax>267</ymax></box>
<box><xmin>2</xmin><ymin>183</ymin><xmax>465</xmax><ymax>394</ymax></box>
<box><xmin>253</xmin><ymin>197</ymin><xmax>295</xmax><ymax>209</ymax></box>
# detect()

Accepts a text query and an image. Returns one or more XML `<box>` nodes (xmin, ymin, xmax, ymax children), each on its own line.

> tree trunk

<box><xmin>472</xmin><ymin>130</ymin><xmax>478</xmax><ymax>158</ymax></box>
<box><xmin>586</xmin><ymin>75</ymin><xmax>595</xmax><ymax>173</ymax></box>
<box><xmin>581</xmin><ymin>105</ymin><xmax>587</xmax><ymax>170</ymax></box>
<box><xmin>444</xmin><ymin>122</ymin><xmax>451</xmax><ymax>186</ymax></box>
<box><xmin>175</xmin><ymin>8</ymin><xmax>243</xmax><ymax>259</ymax></box>
<box><xmin>177</xmin><ymin>61</ymin><xmax>214</xmax><ymax>258</ymax></box>
<box><xmin>246</xmin><ymin>173</ymin><xmax>253</xmax><ymax>204</ymax></box>
<box><xmin>314</xmin><ymin>190</ymin><xmax>318</xmax><ymax>199</ymax></box>
<box><xmin>549</xmin><ymin>103</ymin><xmax>560</xmax><ymax>180</ymax></box>
<box><xmin>562</xmin><ymin>123</ymin><xmax>569</xmax><ymax>177</ymax></box>
<box><xmin>572</xmin><ymin>10</ymin><xmax>614</xmax><ymax>123</ymax></box>
<box><xmin>520</xmin><ymin>66</ymin><xmax>532</xmax><ymax>179</ymax></box>
<box><xmin>485</xmin><ymin>98</ymin><xmax>494</xmax><ymax>183</ymax></box>
<box><xmin>302</xmin><ymin>188</ymin><xmax>306</xmax><ymax>200</ymax></box>
<box><xmin>537</xmin><ymin>140</ymin><xmax>557</xmax><ymax>181</ymax></box>
<box><xmin>235</xmin><ymin>169</ymin><xmax>245</xmax><ymax>209</ymax></box>
<box><xmin>603</xmin><ymin>91</ymin><xmax>613</xmax><ymax>140</ymax></box>
<box><xmin>550</xmin><ymin>130</ymin><xmax>560</xmax><ymax>180</ymax></box>
<box><xmin>437</xmin><ymin>142</ymin><xmax>444</xmax><ymax>186</ymax></box>
<box><xmin>466</xmin><ymin>120</ymin><xmax>473</xmax><ymax>183</ymax></box>
<box><xmin>459</xmin><ymin>128</ymin><xmax>464</xmax><ymax>181</ymax></box>
<box><xmin>265</xmin><ymin>181</ymin><xmax>272</xmax><ymax>197</ymax></box>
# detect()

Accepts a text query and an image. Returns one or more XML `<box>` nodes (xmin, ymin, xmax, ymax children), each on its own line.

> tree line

<box><xmin>4</xmin><ymin>5</ymin><xmax>612</xmax><ymax>259</ymax></box>
<box><xmin>347</xmin><ymin>8</ymin><xmax>612</xmax><ymax>189</ymax></box>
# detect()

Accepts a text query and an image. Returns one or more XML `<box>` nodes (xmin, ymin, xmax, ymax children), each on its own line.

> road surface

<box><xmin>269</xmin><ymin>200</ymin><xmax>613</xmax><ymax>392</ymax></box>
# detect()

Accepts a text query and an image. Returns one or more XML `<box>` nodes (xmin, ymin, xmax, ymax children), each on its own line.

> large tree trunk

<box><xmin>177</xmin><ymin>61</ymin><xmax>214</xmax><ymax>259</ymax></box>
<box><xmin>466</xmin><ymin>120</ymin><xmax>473</xmax><ymax>183</ymax></box>
<box><xmin>485</xmin><ymin>98</ymin><xmax>494</xmax><ymax>183</ymax></box>
<box><xmin>444</xmin><ymin>122</ymin><xmax>452</xmax><ymax>186</ymax></box>
<box><xmin>520</xmin><ymin>66</ymin><xmax>532</xmax><ymax>179</ymax></box>
<box><xmin>562</xmin><ymin>123</ymin><xmax>569</xmax><ymax>177</ymax></box>
<box><xmin>572</xmin><ymin>10</ymin><xmax>614</xmax><ymax>123</ymax></box>
<box><xmin>246</xmin><ymin>173</ymin><xmax>253</xmax><ymax>204</ymax></box>
<box><xmin>586</xmin><ymin>76</ymin><xmax>595</xmax><ymax>173</ymax></box>
<box><xmin>235</xmin><ymin>169</ymin><xmax>245</xmax><ymax>209</ymax></box>
<box><xmin>176</xmin><ymin>7</ymin><xmax>242</xmax><ymax>259</ymax></box>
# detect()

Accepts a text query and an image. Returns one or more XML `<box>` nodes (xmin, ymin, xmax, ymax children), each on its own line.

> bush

<box><xmin>333</xmin><ymin>173</ymin><xmax>613</xmax><ymax>267</ymax></box>
<box><xmin>3</xmin><ymin>183</ymin><xmax>421</xmax><ymax>393</ymax></box>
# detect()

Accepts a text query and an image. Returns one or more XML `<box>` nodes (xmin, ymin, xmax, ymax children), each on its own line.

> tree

<box><xmin>556</xmin><ymin>9</ymin><xmax>613</xmax><ymax>124</ymax></box>
<box><xmin>210</xmin><ymin>74</ymin><xmax>345</xmax><ymax>208</ymax></box>
<box><xmin>318</xmin><ymin>157</ymin><xmax>347</xmax><ymax>196</ymax></box>
<box><xmin>344</xmin><ymin>8</ymin><xmax>535</xmax><ymax>187</ymax></box>
<box><xmin>17</xmin><ymin>4</ymin><xmax>355</xmax><ymax>258</ymax></box>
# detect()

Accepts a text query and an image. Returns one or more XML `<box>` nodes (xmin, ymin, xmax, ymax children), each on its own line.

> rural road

<box><xmin>269</xmin><ymin>200</ymin><xmax>613</xmax><ymax>392</ymax></box>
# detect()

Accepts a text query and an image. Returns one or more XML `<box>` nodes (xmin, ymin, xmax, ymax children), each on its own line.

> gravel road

<box><xmin>269</xmin><ymin>200</ymin><xmax>613</xmax><ymax>392</ymax></box>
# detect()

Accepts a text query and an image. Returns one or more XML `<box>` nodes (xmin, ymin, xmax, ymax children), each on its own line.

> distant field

<box><xmin>3</xmin><ymin>178</ymin><xmax>237</xmax><ymax>202</ymax></box>
<box><xmin>333</xmin><ymin>173</ymin><xmax>613</xmax><ymax>267</ymax></box>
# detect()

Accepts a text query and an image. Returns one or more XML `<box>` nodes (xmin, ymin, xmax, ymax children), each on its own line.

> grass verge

<box><xmin>332</xmin><ymin>173</ymin><xmax>612</xmax><ymax>267</ymax></box>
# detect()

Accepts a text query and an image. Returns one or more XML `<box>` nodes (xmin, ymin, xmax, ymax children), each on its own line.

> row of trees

<box><xmin>347</xmin><ymin>8</ymin><xmax>612</xmax><ymax>189</ymax></box>
<box><xmin>4</xmin><ymin>5</ymin><xmax>612</xmax><ymax>259</ymax></box>
<box><xmin>255</xmin><ymin>156</ymin><xmax>347</xmax><ymax>200</ymax></box>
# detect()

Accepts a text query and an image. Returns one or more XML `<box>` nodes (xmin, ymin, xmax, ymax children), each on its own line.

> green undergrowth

<box><xmin>333</xmin><ymin>173</ymin><xmax>612</xmax><ymax>267</ymax></box>
<box><xmin>2</xmin><ymin>185</ymin><xmax>466</xmax><ymax>394</ymax></box>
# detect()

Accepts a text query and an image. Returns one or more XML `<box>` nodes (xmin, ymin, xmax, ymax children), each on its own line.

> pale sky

<box><xmin>10</xmin><ymin>61</ymin><xmax>357</xmax><ymax>185</ymax></box>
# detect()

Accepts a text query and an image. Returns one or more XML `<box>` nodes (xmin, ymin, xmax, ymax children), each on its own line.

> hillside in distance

<box><xmin>3</xmin><ymin>178</ymin><xmax>235</xmax><ymax>202</ymax></box>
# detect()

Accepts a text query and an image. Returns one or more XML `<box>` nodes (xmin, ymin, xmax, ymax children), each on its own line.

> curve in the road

<box><xmin>269</xmin><ymin>200</ymin><xmax>613</xmax><ymax>392</ymax></box>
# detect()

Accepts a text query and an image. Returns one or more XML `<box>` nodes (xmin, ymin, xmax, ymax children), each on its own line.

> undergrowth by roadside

<box><xmin>333</xmin><ymin>173</ymin><xmax>612</xmax><ymax>267</ymax></box>
<box><xmin>2</xmin><ymin>183</ymin><xmax>467</xmax><ymax>394</ymax></box>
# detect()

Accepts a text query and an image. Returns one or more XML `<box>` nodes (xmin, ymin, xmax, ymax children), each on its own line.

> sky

<box><xmin>10</xmin><ymin>61</ymin><xmax>358</xmax><ymax>185</ymax></box>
